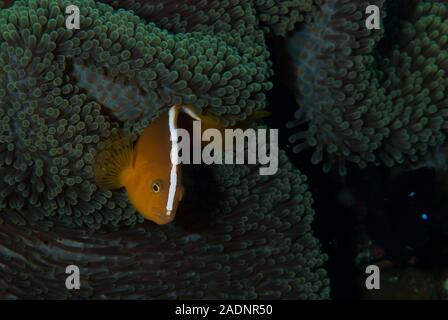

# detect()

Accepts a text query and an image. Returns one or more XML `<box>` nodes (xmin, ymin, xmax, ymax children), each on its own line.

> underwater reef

<box><xmin>287</xmin><ymin>0</ymin><xmax>448</xmax><ymax>174</ymax></box>
<box><xmin>0</xmin><ymin>0</ymin><xmax>329</xmax><ymax>299</ymax></box>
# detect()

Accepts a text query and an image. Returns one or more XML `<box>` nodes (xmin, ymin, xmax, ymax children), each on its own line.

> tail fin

<box><xmin>93</xmin><ymin>131</ymin><xmax>134</xmax><ymax>190</ymax></box>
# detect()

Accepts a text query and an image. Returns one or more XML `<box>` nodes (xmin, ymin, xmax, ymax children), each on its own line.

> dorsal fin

<box><xmin>231</xmin><ymin>110</ymin><xmax>271</xmax><ymax>129</ymax></box>
<box><xmin>93</xmin><ymin>131</ymin><xmax>134</xmax><ymax>190</ymax></box>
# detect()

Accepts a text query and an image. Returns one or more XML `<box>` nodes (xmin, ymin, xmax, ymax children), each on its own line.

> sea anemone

<box><xmin>0</xmin><ymin>0</ymin><xmax>272</xmax><ymax>228</ymax></box>
<box><xmin>287</xmin><ymin>0</ymin><xmax>448</xmax><ymax>174</ymax></box>
<box><xmin>0</xmin><ymin>151</ymin><xmax>329</xmax><ymax>299</ymax></box>
<box><xmin>0</xmin><ymin>0</ymin><xmax>329</xmax><ymax>299</ymax></box>
<box><xmin>98</xmin><ymin>0</ymin><xmax>317</xmax><ymax>37</ymax></box>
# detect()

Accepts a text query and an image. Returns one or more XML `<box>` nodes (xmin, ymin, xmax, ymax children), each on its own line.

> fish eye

<box><xmin>151</xmin><ymin>180</ymin><xmax>163</xmax><ymax>193</ymax></box>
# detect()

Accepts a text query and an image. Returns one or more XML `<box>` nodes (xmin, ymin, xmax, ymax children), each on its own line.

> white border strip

<box><xmin>166</xmin><ymin>106</ymin><xmax>179</xmax><ymax>214</ymax></box>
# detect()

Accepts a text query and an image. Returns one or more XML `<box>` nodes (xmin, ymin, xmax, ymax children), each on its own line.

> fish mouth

<box><xmin>150</xmin><ymin>207</ymin><xmax>176</xmax><ymax>225</ymax></box>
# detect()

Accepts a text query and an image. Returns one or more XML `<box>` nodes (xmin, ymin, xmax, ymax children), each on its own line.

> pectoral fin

<box><xmin>93</xmin><ymin>131</ymin><xmax>134</xmax><ymax>190</ymax></box>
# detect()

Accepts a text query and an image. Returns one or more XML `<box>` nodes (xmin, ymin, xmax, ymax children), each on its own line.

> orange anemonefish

<box><xmin>94</xmin><ymin>105</ymin><xmax>188</xmax><ymax>225</ymax></box>
<box><xmin>93</xmin><ymin>104</ymin><xmax>270</xmax><ymax>225</ymax></box>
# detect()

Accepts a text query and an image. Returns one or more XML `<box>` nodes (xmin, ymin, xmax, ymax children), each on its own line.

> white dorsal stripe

<box><xmin>167</xmin><ymin>106</ymin><xmax>179</xmax><ymax>214</ymax></box>
<box><xmin>166</xmin><ymin>105</ymin><xmax>202</xmax><ymax>215</ymax></box>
